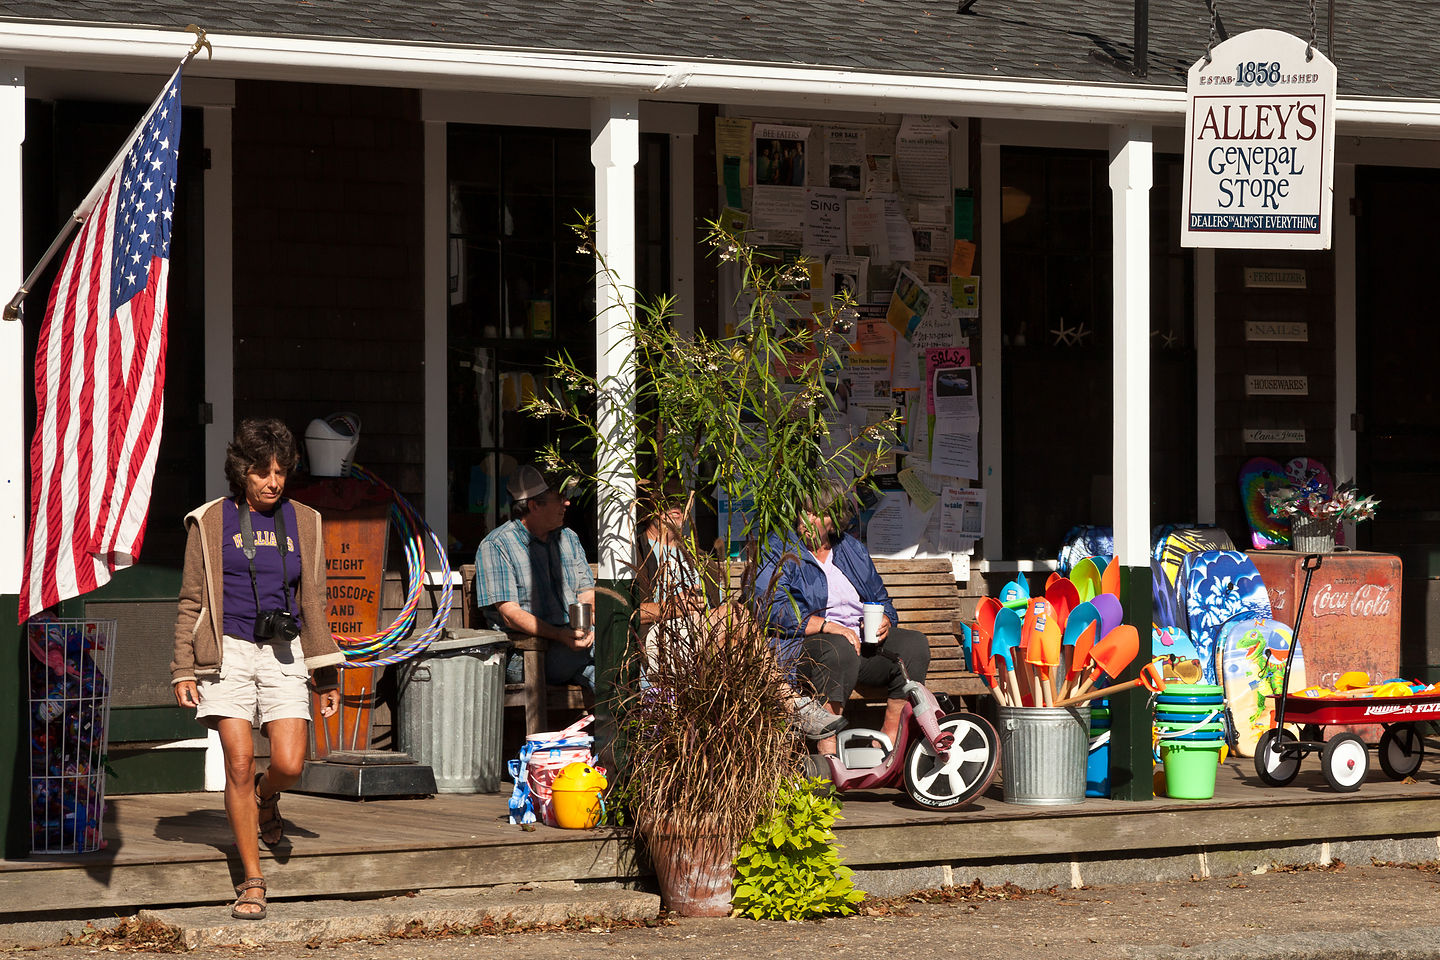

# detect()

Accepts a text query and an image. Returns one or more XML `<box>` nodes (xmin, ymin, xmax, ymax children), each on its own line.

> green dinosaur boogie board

<box><xmin>1219</xmin><ymin>616</ymin><xmax>1306</xmax><ymax>757</ymax></box>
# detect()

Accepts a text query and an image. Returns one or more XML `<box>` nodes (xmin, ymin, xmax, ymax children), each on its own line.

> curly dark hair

<box><xmin>224</xmin><ymin>418</ymin><xmax>300</xmax><ymax>497</ymax></box>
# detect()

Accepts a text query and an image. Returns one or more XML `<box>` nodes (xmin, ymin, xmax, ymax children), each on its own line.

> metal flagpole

<box><xmin>1</xmin><ymin>25</ymin><xmax>211</xmax><ymax>322</ymax></box>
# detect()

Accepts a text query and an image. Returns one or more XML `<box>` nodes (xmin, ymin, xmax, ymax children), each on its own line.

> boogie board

<box><xmin>1218</xmin><ymin>616</ymin><xmax>1307</xmax><ymax>757</ymax></box>
<box><xmin>1153</xmin><ymin>622</ymin><xmax>1201</xmax><ymax>663</ymax></box>
<box><xmin>1057</xmin><ymin>525</ymin><xmax>1114</xmax><ymax>576</ymax></box>
<box><xmin>1238</xmin><ymin>457</ymin><xmax>1290</xmax><ymax>549</ymax></box>
<box><xmin>1178</xmin><ymin>550</ymin><xmax>1272</xmax><ymax>684</ymax></box>
<box><xmin>1154</xmin><ymin>526</ymin><xmax>1236</xmax><ymax>593</ymax></box>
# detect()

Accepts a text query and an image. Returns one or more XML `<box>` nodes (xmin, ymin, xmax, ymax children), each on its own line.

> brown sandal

<box><xmin>231</xmin><ymin>878</ymin><xmax>267</xmax><ymax>920</ymax></box>
<box><xmin>254</xmin><ymin>774</ymin><xmax>284</xmax><ymax>848</ymax></box>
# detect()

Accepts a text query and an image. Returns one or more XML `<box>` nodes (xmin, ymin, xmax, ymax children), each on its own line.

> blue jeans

<box><xmin>505</xmin><ymin>644</ymin><xmax>595</xmax><ymax>691</ymax></box>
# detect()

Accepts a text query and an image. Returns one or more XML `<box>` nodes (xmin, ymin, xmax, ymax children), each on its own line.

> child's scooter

<box><xmin>816</xmin><ymin>650</ymin><xmax>1000</xmax><ymax>810</ymax></box>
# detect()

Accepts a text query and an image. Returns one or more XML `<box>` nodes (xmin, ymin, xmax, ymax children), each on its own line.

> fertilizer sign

<box><xmin>1182</xmin><ymin>29</ymin><xmax>1336</xmax><ymax>250</ymax></box>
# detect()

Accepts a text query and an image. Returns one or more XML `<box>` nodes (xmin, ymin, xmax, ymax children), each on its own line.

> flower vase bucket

<box><xmin>1290</xmin><ymin>514</ymin><xmax>1337</xmax><ymax>554</ymax></box>
<box><xmin>645</xmin><ymin>818</ymin><xmax>733</xmax><ymax>916</ymax></box>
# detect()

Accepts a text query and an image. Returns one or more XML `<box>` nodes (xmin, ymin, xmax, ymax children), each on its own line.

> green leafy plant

<box><xmin>732</xmin><ymin>777</ymin><xmax>866</xmax><ymax>921</ymax></box>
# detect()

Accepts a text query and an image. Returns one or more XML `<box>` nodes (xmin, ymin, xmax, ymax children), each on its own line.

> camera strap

<box><xmin>239</xmin><ymin>499</ymin><xmax>293</xmax><ymax>616</ymax></box>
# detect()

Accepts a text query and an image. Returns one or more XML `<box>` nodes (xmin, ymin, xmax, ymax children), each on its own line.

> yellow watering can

<box><xmin>550</xmin><ymin>762</ymin><xmax>607</xmax><ymax>829</ymax></box>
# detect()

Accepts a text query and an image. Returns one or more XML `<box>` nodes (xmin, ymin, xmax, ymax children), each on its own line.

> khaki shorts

<box><xmin>195</xmin><ymin>634</ymin><xmax>312</xmax><ymax>728</ymax></box>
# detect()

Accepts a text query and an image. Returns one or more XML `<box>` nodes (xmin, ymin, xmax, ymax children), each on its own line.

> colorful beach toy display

<box><xmin>27</xmin><ymin>619</ymin><xmax>118</xmax><ymax>854</ymax></box>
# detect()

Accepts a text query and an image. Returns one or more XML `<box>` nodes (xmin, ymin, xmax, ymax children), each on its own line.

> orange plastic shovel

<box><xmin>1068</xmin><ymin>624</ymin><xmax>1140</xmax><ymax>701</ymax></box>
<box><xmin>1100</xmin><ymin>554</ymin><xmax>1121</xmax><ymax>597</ymax></box>
<box><xmin>1053</xmin><ymin>660</ymin><xmax>1166</xmax><ymax>707</ymax></box>
<box><xmin>1022</xmin><ymin>599</ymin><xmax>1063</xmax><ymax>707</ymax></box>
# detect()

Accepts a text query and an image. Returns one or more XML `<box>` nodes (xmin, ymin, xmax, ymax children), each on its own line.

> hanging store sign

<box><xmin>1182</xmin><ymin>29</ymin><xmax>1337</xmax><ymax>250</ymax></box>
<box><xmin>1246</xmin><ymin>374</ymin><xmax>1309</xmax><ymax>396</ymax></box>
<box><xmin>1244</xmin><ymin>267</ymin><xmax>1307</xmax><ymax>288</ymax></box>
<box><xmin>1244</xmin><ymin>428</ymin><xmax>1306</xmax><ymax>444</ymax></box>
<box><xmin>1246</xmin><ymin>321</ymin><xmax>1308</xmax><ymax>341</ymax></box>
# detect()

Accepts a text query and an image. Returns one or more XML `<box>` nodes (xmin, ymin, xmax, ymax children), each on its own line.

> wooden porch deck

<box><xmin>4</xmin><ymin>752</ymin><xmax>1440</xmax><ymax>918</ymax></box>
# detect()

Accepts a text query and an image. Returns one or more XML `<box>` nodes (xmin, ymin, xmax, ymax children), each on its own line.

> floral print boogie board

<box><xmin>1218</xmin><ymin>616</ymin><xmax>1307</xmax><ymax>757</ymax></box>
<box><xmin>1177</xmin><ymin>550</ymin><xmax>1272</xmax><ymax>685</ymax></box>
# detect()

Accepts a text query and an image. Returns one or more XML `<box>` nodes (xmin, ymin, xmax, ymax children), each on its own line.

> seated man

<box><xmin>474</xmin><ymin>464</ymin><xmax>596</xmax><ymax>689</ymax></box>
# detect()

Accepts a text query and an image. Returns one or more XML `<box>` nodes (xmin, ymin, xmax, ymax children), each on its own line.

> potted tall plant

<box><xmin>525</xmin><ymin>218</ymin><xmax>896</xmax><ymax>915</ymax></box>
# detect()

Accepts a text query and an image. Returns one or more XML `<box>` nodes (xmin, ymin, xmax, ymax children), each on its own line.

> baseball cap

<box><xmin>506</xmin><ymin>464</ymin><xmax>551</xmax><ymax>502</ymax></box>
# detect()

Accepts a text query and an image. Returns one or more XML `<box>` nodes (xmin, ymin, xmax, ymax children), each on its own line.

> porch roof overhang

<box><xmin>2</xmin><ymin>22</ymin><xmax>1440</xmax><ymax>139</ymax></box>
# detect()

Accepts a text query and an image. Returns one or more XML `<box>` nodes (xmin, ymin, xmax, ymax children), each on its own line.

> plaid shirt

<box><xmin>473</xmin><ymin>519</ymin><xmax>594</xmax><ymax>629</ymax></box>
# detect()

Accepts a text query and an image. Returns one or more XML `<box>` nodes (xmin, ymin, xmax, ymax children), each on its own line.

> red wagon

<box><xmin>1252</xmin><ymin>554</ymin><xmax>1438</xmax><ymax>792</ymax></box>
<box><xmin>1254</xmin><ymin>692</ymin><xmax>1440</xmax><ymax>791</ymax></box>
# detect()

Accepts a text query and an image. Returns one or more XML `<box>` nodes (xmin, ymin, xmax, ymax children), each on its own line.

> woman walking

<box><xmin>171</xmin><ymin>418</ymin><xmax>344</xmax><ymax>919</ymax></box>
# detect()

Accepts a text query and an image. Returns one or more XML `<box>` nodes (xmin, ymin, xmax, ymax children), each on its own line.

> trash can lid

<box><xmin>424</xmin><ymin>628</ymin><xmax>509</xmax><ymax>654</ymax></box>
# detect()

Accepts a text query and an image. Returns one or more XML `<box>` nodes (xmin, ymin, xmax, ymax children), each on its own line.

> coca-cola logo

<box><xmin>1311</xmin><ymin>582</ymin><xmax>1394</xmax><ymax>619</ymax></box>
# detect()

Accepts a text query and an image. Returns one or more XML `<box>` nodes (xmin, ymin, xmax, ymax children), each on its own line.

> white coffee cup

<box><xmin>862</xmin><ymin>602</ymin><xmax>886</xmax><ymax>645</ymax></box>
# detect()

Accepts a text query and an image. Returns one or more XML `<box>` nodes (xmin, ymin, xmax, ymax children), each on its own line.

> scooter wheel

<box><xmin>903</xmin><ymin>712</ymin><xmax>999</xmax><ymax>810</ymax></box>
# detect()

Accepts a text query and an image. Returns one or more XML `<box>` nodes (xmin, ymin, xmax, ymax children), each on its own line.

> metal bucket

<box><xmin>397</xmin><ymin>630</ymin><xmax>508</xmax><ymax>793</ymax></box>
<box><xmin>998</xmin><ymin>705</ymin><xmax>1091</xmax><ymax>805</ymax></box>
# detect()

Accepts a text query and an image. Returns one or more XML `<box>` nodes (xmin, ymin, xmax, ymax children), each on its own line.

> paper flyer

<box><xmin>931</xmin><ymin>423</ymin><xmax>979</xmax><ymax>479</ymax></box>
<box><xmin>844</xmin><ymin>353</ymin><xmax>892</xmax><ymax>404</ymax></box>
<box><xmin>715</xmin><ymin>116</ymin><xmax>752</xmax><ymax>185</ymax></box>
<box><xmin>752</xmin><ymin>186</ymin><xmax>807</xmax><ymax>231</ymax></box>
<box><xmin>931</xmin><ymin>364</ymin><xmax>979</xmax><ymax>431</ymax></box>
<box><xmin>804</xmin><ymin>187</ymin><xmax>847</xmax><ymax>256</ymax></box>
<box><xmin>847</xmin><ymin>197</ymin><xmax>890</xmax><ymax>263</ymax></box>
<box><xmin>826</xmin><ymin>128</ymin><xmax>864</xmax><ymax>191</ymax></box>
<box><xmin>865</xmin><ymin>492</ymin><xmax>931</xmax><ymax>559</ymax></box>
<box><xmin>951</xmin><ymin>239</ymin><xmax>976</xmax><ymax>276</ymax></box>
<box><xmin>883</xmin><ymin>195</ymin><xmax>916</xmax><ymax>263</ymax></box>
<box><xmin>753</xmin><ymin>123</ymin><xmax>810</xmax><ymax>186</ymax></box>
<box><xmin>890</xmin><ymin>335</ymin><xmax>920</xmax><ymax>391</ymax></box>
<box><xmin>864</xmin><ymin>154</ymin><xmax>894</xmax><ymax>196</ymax></box>
<box><xmin>897</xmin><ymin>467</ymin><xmax>939</xmax><ymax>513</ymax></box>
<box><xmin>940</xmin><ymin>485</ymin><xmax>986</xmax><ymax>540</ymax></box>
<box><xmin>924</xmin><ymin>347</ymin><xmax>971</xmax><ymax>415</ymax></box>
<box><xmin>951</xmin><ymin>274</ymin><xmax>980</xmax><ymax>317</ymax></box>
<box><xmin>824</xmin><ymin>254</ymin><xmax>868</xmax><ymax>305</ymax></box>
<box><xmin>886</xmin><ymin>267</ymin><xmax>929</xmax><ymax>339</ymax></box>
<box><xmin>896</xmin><ymin>115</ymin><xmax>953</xmax><ymax>202</ymax></box>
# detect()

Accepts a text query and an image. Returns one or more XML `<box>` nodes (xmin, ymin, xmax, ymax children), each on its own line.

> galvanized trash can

<box><xmin>998</xmin><ymin>705</ymin><xmax>1091</xmax><ymax>805</ymax></box>
<box><xmin>396</xmin><ymin>629</ymin><xmax>508</xmax><ymax>793</ymax></box>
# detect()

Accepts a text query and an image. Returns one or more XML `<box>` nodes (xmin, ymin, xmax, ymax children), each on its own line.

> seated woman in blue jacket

<box><xmin>755</xmin><ymin>484</ymin><xmax>931</xmax><ymax>756</ymax></box>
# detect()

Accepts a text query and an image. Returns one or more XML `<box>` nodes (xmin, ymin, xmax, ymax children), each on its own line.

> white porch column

<box><xmin>1109</xmin><ymin>123</ymin><xmax>1152</xmax><ymax>570</ymax></box>
<box><xmin>422</xmin><ymin>118</ymin><xmax>448</xmax><ymax>553</ymax></box>
<box><xmin>202</xmin><ymin>104</ymin><xmax>234</xmax><ymax>498</ymax></box>
<box><xmin>591</xmin><ymin>97</ymin><xmax>639</xmax><ymax>580</ymax></box>
<box><xmin>0</xmin><ymin>64</ymin><xmax>23</xmax><ymax>594</ymax></box>
<box><xmin>1109</xmin><ymin>121</ymin><xmax>1153</xmax><ymax>802</ymax></box>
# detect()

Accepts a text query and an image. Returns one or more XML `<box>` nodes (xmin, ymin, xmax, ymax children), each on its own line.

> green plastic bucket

<box><xmin>1150</xmin><ymin>702</ymin><xmax>1217</xmax><ymax>715</ymax></box>
<box><xmin>1160</xmin><ymin>739</ymin><xmax>1224</xmax><ymax>799</ymax></box>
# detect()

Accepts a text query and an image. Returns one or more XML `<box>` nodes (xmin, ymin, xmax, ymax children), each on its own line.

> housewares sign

<box><xmin>1182</xmin><ymin>29</ymin><xmax>1337</xmax><ymax>250</ymax></box>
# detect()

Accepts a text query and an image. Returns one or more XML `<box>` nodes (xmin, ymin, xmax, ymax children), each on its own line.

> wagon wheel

<box><xmin>1321</xmin><ymin>732</ymin><xmax>1369</xmax><ymax>792</ymax></box>
<box><xmin>1378</xmin><ymin>724</ymin><xmax>1425</xmax><ymax>780</ymax></box>
<box><xmin>1254</xmin><ymin>728</ymin><xmax>1301</xmax><ymax>787</ymax></box>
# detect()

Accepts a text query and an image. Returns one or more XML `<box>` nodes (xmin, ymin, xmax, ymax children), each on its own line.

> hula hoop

<box><xmin>331</xmin><ymin>464</ymin><xmax>453</xmax><ymax>667</ymax></box>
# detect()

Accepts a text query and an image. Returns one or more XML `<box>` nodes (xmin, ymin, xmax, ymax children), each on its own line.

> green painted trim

<box><xmin>1109</xmin><ymin>564</ymin><xmax>1154</xmax><ymax>802</ymax></box>
<box><xmin>81</xmin><ymin>565</ymin><xmax>184</xmax><ymax>602</ymax></box>
<box><xmin>593</xmin><ymin>577</ymin><xmax>637</xmax><ymax>771</ymax></box>
<box><xmin>0</xmin><ymin>595</ymin><xmax>23</xmax><ymax>859</ymax></box>
<box><xmin>109</xmin><ymin>705</ymin><xmax>207</xmax><ymax>743</ymax></box>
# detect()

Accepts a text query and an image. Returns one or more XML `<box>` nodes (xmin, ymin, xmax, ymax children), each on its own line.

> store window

<box><xmin>445</xmin><ymin>125</ymin><xmax>669</xmax><ymax>564</ymax></box>
<box><xmin>999</xmin><ymin>148</ymin><xmax>1194</xmax><ymax>561</ymax></box>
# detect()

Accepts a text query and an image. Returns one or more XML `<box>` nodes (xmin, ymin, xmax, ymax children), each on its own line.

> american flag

<box><xmin>19</xmin><ymin>69</ymin><xmax>184</xmax><ymax>622</ymax></box>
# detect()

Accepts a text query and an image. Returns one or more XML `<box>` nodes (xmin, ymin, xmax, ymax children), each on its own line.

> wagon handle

<box><xmin>1276</xmin><ymin>553</ymin><xmax>1325</xmax><ymax>733</ymax></box>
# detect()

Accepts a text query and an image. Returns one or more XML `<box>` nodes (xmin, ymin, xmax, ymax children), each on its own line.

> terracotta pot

<box><xmin>644</xmin><ymin>818</ymin><xmax>734</xmax><ymax>917</ymax></box>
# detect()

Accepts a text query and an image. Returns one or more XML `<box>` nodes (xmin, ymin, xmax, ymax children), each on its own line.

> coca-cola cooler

<box><xmin>1248</xmin><ymin>550</ymin><xmax>1403</xmax><ymax>743</ymax></box>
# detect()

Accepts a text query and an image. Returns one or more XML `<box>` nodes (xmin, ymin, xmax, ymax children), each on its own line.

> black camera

<box><xmin>255</xmin><ymin>608</ymin><xmax>301</xmax><ymax>641</ymax></box>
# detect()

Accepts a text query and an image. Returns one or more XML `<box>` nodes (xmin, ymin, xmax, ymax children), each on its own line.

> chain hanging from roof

<box><xmin>1306</xmin><ymin>0</ymin><xmax>1317</xmax><ymax>61</ymax></box>
<box><xmin>1204</xmin><ymin>0</ymin><xmax>1221</xmax><ymax>64</ymax></box>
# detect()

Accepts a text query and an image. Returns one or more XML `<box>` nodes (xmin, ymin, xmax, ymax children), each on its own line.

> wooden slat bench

<box><xmin>458</xmin><ymin>563</ymin><xmax>591</xmax><ymax>736</ymax></box>
<box><xmin>730</xmin><ymin>556</ymin><xmax>989</xmax><ymax>700</ymax></box>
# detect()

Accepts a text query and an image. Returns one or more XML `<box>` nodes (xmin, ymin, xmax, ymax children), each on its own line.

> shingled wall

<box><xmin>231</xmin><ymin>81</ymin><xmax>426</xmax><ymax>501</ymax></box>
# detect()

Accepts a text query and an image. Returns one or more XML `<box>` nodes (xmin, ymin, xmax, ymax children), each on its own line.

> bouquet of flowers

<box><xmin>1266</xmin><ymin>479</ymin><xmax>1380</xmax><ymax>523</ymax></box>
